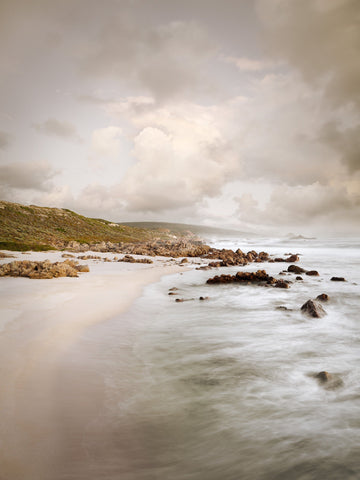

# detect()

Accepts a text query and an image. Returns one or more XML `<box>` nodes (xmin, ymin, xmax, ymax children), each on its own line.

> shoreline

<box><xmin>0</xmin><ymin>250</ymin><xmax>192</xmax><ymax>351</ymax></box>
<box><xmin>0</xmin><ymin>250</ymin><xmax>193</xmax><ymax>480</ymax></box>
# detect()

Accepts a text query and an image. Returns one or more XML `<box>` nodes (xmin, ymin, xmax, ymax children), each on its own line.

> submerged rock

<box><xmin>274</xmin><ymin>280</ymin><xmax>290</xmax><ymax>289</ymax></box>
<box><xmin>312</xmin><ymin>371</ymin><xmax>344</xmax><ymax>390</ymax></box>
<box><xmin>301</xmin><ymin>299</ymin><xmax>326</xmax><ymax>318</ymax></box>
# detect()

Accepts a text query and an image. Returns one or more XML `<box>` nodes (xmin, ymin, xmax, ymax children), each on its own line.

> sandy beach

<box><xmin>0</xmin><ymin>251</ymin><xmax>192</xmax><ymax>479</ymax></box>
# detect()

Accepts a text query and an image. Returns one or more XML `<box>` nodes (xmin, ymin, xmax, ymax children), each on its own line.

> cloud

<box><xmin>223</xmin><ymin>55</ymin><xmax>276</xmax><ymax>72</ymax></box>
<box><xmin>91</xmin><ymin>126</ymin><xmax>123</xmax><ymax>158</ymax></box>
<box><xmin>319</xmin><ymin>121</ymin><xmax>360</xmax><ymax>173</ymax></box>
<box><xmin>0</xmin><ymin>131</ymin><xmax>11</xmax><ymax>149</ymax></box>
<box><xmin>235</xmin><ymin>181</ymin><xmax>360</xmax><ymax>232</ymax></box>
<box><xmin>81</xmin><ymin>18</ymin><xmax>216</xmax><ymax>101</ymax></box>
<box><xmin>34</xmin><ymin>118</ymin><xmax>81</xmax><ymax>141</ymax></box>
<box><xmin>257</xmin><ymin>0</ymin><xmax>360</xmax><ymax>108</ymax></box>
<box><xmin>0</xmin><ymin>161</ymin><xmax>57</xmax><ymax>196</ymax></box>
<box><xmin>114</xmin><ymin>101</ymin><xmax>241</xmax><ymax>212</ymax></box>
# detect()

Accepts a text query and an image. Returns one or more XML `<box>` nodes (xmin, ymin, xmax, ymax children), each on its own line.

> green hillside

<box><xmin>0</xmin><ymin>201</ymin><xmax>184</xmax><ymax>251</ymax></box>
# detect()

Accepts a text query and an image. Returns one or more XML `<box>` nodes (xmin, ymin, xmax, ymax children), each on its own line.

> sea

<box><xmin>4</xmin><ymin>235</ymin><xmax>360</xmax><ymax>479</ymax></box>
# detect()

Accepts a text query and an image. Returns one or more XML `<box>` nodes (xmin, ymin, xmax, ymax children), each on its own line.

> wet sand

<box><xmin>0</xmin><ymin>251</ymin><xmax>187</xmax><ymax>480</ymax></box>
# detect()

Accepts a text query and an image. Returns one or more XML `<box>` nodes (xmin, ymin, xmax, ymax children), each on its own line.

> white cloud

<box><xmin>91</xmin><ymin>126</ymin><xmax>123</xmax><ymax>158</ymax></box>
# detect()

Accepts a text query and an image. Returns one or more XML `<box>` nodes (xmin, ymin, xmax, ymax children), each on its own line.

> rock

<box><xmin>0</xmin><ymin>252</ymin><xmax>15</xmax><ymax>258</ymax></box>
<box><xmin>306</xmin><ymin>270</ymin><xmax>319</xmax><ymax>276</ymax></box>
<box><xmin>118</xmin><ymin>255</ymin><xmax>153</xmax><ymax>264</ymax></box>
<box><xmin>0</xmin><ymin>259</ymin><xmax>90</xmax><ymax>279</ymax></box>
<box><xmin>61</xmin><ymin>253</ymin><xmax>75</xmax><ymax>258</ymax></box>
<box><xmin>180</xmin><ymin>258</ymin><xmax>188</xmax><ymax>264</ymax></box>
<box><xmin>296</xmin><ymin>276</ymin><xmax>303</xmax><ymax>281</ymax></box>
<box><xmin>331</xmin><ymin>276</ymin><xmax>346</xmax><ymax>282</ymax></box>
<box><xmin>288</xmin><ymin>264</ymin><xmax>306</xmax><ymax>274</ymax></box>
<box><xmin>275</xmin><ymin>280</ymin><xmax>290</xmax><ymax>289</ymax></box>
<box><xmin>315</xmin><ymin>371</ymin><xmax>331</xmax><ymax>382</ymax></box>
<box><xmin>175</xmin><ymin>298</ymin><xmax>184</xmax><ymax>302</ymax></box>
<box><xmin>285</xmin><ymin>254</ymin><xmax>300</xmax><ymax>262</ymax></box>
<box><xmin>75</xmin><ymin>264</ymin><xmax>90</xmax><ymax>272</ymax></box>
<box><xmin>169</xmin><ymin>287</ymin><xmax>179</xmax><ymax>291</ymax></box>
<box><xmin>301</xmin><ymin>299</ymin><xmax>326</xmax><ymax>318</ymax></box>
<box><xmin>274</xmin><ymin>258</ymin><xmax>285</xmax><ymax>262</ymax></box>
<box><xmin>311</xmin><ymin>371</ymin><xmax>344</xmax><ymax>389</ymax></box>
<box><xmin>199</xmin><ymin>296</ymin><xmax>210</xmax><ymax>301</ymax></box>
<box><xmin>206</xmin><ymin>270</ymin><xmax>275</xmax><ymax>286</ymax></box>
<box><xmin>316</xmin><ymin>293</ymin><xmax>329</xmax><ymax>302</ymax></box>
<box><xmin>276</xmin><ymin>306</ymin><xmax>292</xmax><ymax>311</ymax></box>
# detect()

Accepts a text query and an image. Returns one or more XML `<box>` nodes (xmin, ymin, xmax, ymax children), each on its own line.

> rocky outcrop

<box><xmin>118</xmin><ymin>255</ymin><xmax>153</xmax><ymax>264</ymax></box>
<box><xmin>206</xmin><ymin>269</ymin><xmax>274</xmax><ymax>285</ymax></box>
<box><xmin>206</xmin><ymin>270</ymin><xmax>292</xmax><ymax>289</ymax></box>
<box><xmin>301</xmin><ymin>299</ymin><xmax>326</xmax><ymax>318</ymax></box>
<box><xmin>0</xmin><ymin>259</ymin><xmax>89</xmax><ymax>279</ymax></box>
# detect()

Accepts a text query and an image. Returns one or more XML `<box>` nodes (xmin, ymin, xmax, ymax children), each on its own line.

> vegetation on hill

<box><xmin>0</xmin><ymin>201</ymin><xmax>186</xmax><ymax>251</ymax></box>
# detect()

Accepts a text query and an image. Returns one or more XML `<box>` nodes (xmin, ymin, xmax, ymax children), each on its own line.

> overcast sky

<box><xmin>0</xmin><ymin>0</ymin><xmax>359</xmax><ymax>234</ymax></box>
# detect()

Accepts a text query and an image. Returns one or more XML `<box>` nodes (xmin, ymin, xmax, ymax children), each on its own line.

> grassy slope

<box><xmin>0</xmin><ymin>201</ymin><xmax>179</xmax><ymax>251</ymax></box>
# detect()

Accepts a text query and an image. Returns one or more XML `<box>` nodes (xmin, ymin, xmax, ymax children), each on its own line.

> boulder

<box><xmin>288</xmin><ymin>264</ymin><xmax>306</xmax><ymax>274</ymax></box>
<box><xmin>296</xmin><ymin>276</ymin><xmax>303</xmax><ymax>281</ymax></box>
<box><xmin>331</xmin><ymin>276</ymin><xmax>346</xmax><ymax>282</ymax></box>
<box><xmin>316</xmin><ymin>293</ymin><xmax>329</xmax><ymax>302</ymax></box>
<box><xmin>286</xmin><ymin>254</ymin><xmax>300</xmax><ymax>262</ymax></box>
<box><xmin>275</xmin><ymin>280</ymin><xmax>290</xmax><ymax>289</ymax></box>
<box><xmin>315</xmin><ymin>371</ymin><xmax>331</xmax><ymax>382</ymax></box>
<box><xmin>306</xmin><ymin>270</ymin><xmax>319</xmax><ymax>276</ymax></box>
<box><xmin>301</xmin><ymin>299</ymin><xmax>326</xmax><ymax>318</ymax></box>
<box><xmin>180</xmin><ymin>258</ymin><xmax>189</xmax><ymax>264</ymax></box>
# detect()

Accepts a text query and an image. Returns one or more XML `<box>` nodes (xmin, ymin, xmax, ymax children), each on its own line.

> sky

<box><xmin>0</xmin><ymin>0</ymin><xmax>359</xmax><ymax>235</ymax></box>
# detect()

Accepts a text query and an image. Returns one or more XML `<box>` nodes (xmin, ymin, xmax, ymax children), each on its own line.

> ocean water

<box><xmin>48</xmin><ymin>236</ymin><xmax>360</xmax><ymax>480</ymax></box>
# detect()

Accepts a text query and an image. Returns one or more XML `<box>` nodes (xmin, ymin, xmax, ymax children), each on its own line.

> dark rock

<box><xmin>274</xmin><ymin>258</ymin><xmax>285</xmax><ymax>262</ymax></box>
<box><xmin>169</xmin><ymin>287</ymin><xmax>179</xmax><ymax>291</ymax></box>
<box><xmin>288</xmin><ymin>264</ymin><xmax>306</xmax><ymax>274</ymax></box>
<box><xmin>275</xmin><ymin>280</ymin><xmax>290</xmax><ymax>289</ymax></box>
<box><xmin>306</xmin><ymin>270</ymin><xmax>319</xmax><ymax>276</ymax></box>
<box><xmin>311</xmin><ymin>371</ymin><xmax>344</xmax><ymax>390</ymax></box>
<box><xmin>175</xmin><ymin>298</ymin><xmax>184</xmax><ymax>303</ymax></box>
<box><xmin>199</xmin><ymin>296</ymin><xmax>210</xmax><ymax>301</ymax></box>
<box><xmin>296</xmin><ymin>276</ymin><xmax>303</xmax><ymax>281</ymax></box>
<box><xmin>331</xmin><ymin>276</ymin><xmax>346</xmax><ymax>282</ymax></box>
<box><xmin>316</xmin><ymin>293</ymin><xmax>329</xmax><ymax>302</ymax></box>
<box><xmin>286</xmin><ymin>254</ymin><xmax>300</xmax><ymax>262</ymax></box>
<box><xmin>301</xmin><ymin>299</ymin><xmax>326</xmax><ymax>318</ymax></box>
<box><xmin>168</xmin><ymin>292</ymin><xmax>177</xmax><ymax>296</ymax></box>
<box><xmin>276</xmin><ymin>306</ymin><xmax>292</xmax><ymax>311</ymax></box>
<box><xmin>316</xmin><ymin>371</ymin><xmax>331</xmax><ymax>382</ymax></box>
<box><xmin>180</xmin><ymin>258</ymin><xmax>188</xmax><ymax>264</ymax></box>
